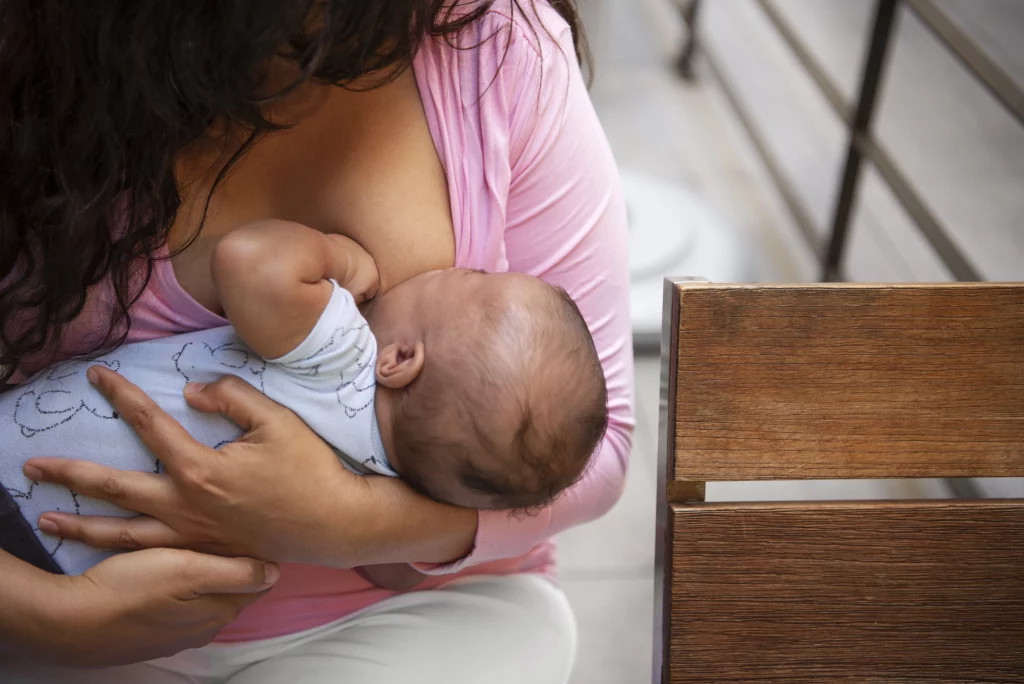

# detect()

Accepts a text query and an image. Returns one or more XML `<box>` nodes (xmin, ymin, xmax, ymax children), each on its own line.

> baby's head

<box><xmin>367</xmin><ymin>268</ymin><xmax>608</xmax><ymax>510</ymax></box>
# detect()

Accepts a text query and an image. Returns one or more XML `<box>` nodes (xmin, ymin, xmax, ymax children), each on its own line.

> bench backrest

<box><xmin>653</xmin><ymin>280</ymin><xmax>1024</xmax><ymax>683</ymax></box>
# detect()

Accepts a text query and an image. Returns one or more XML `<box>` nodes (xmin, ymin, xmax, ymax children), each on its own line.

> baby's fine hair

<box><xmin>391</xmin><ymin>281</ymin><xmax>608</xmax><ymax>511</ymax></box>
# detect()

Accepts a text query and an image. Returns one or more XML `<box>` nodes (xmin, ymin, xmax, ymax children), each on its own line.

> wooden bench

<box><xmin>653</xmin><ymin>279</ymin><xmax>1024</xmax><ymax>683</ymax></box>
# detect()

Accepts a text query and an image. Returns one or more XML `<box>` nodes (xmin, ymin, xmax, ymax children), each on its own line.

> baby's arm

<box><xmin>211</xmin><ymin>220</ymin><xmax>378</xmax><ymax>359</ymax></box>
<box><xmin>215</xmin><ymin>224</ymin><xmax>418</xmax><ymax>591</ymax></box>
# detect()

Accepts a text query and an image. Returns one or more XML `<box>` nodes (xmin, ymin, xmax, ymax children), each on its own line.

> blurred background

<box><xmin>556</xmin><ymin>1</ymin><xmax>1023</xmax><ymax>682</ymax></box>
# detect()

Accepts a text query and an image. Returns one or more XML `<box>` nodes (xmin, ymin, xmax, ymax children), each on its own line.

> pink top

<box><xmin>19</xmin><ymin>2</ymin><xmax>633</xmax><ymax>642</ymax></box>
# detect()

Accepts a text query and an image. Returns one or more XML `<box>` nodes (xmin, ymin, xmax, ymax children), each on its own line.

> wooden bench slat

<box><xmin>665</xmin><ymin>501</ymin><xmax>1024</xmax><ymax>683</ymax></box>
<box><xmin>671</xmin><ymin>283</ymin><xmax>1024</xmax><ymax>481</ymax></box>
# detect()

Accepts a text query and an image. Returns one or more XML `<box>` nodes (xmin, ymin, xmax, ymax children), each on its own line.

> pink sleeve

<box><xmin>414</xmin><ymin>6</ymin><xmax>635</xmax><ymax>572</ymax></box>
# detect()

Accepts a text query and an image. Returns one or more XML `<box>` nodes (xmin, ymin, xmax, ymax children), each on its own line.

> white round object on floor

<box><xmin>622</xmin><ymin>169</ymin><xmax>758</xmax><ymax>350</ymax></box>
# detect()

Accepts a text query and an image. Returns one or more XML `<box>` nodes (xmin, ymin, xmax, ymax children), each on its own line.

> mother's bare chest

<box><xmin>169</xmin><ymin>74</ymin><xmax>455</xmax><ymax>314</ymax></box>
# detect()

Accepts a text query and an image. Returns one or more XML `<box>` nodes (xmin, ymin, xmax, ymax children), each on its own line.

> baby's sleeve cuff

<box><xmin>266</xmin><ymin>281</ymin><xmax>355</xmax><ymax>366</ymax></box>
<box><xmin>408</xmin><ymin>507</ymin><xmax>554</xmax><ymax>575</ymax></box>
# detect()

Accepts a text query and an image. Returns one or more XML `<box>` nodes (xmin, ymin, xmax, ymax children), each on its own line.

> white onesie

<box><xmin>0</xmin><ymin>283</ymin><xmax>395</xmax><ymax>575</ymax></box>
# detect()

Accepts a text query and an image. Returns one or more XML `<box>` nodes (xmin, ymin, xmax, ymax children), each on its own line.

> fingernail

<box><xmin>86</xmin><ymin>366</ymin><xmax>99</xmax><ymax>384</ymax></box>
<box><xmin>184</xmin><ymin>382</ymin><xmax>206</xmax><ymax>396</ymax></box>
<box><xmin>23</xmin><ymin>464</ymin><xmax>43</xmax><ymax>480</ymax></box>
<box><xmin>38</xmin><ymin>516</ymin><xmax>59</xmax><ymax>535</ymax></box>
<box><xmin>260</xmin><ymin>563</ymin><xmax>281</xmax><ymax>590</ymax></box>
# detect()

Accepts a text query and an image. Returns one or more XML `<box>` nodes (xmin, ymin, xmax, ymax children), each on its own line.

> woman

<box><xmin>0</xmin><ymin>1</ymin><xmax>633</xmax><ymax>681</ymax></box>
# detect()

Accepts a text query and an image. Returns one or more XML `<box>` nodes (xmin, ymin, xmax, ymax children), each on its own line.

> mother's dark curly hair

<box><xmin>0</xmin><ymin>0</ymin><xmax>586</xmax><ymax>382</ymax></box>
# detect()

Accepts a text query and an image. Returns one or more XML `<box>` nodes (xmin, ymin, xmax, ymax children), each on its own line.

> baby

<box><xmin>0</xmin><ymin>220</ymin><xmax>608</xmax><ymax>577</ymax></box>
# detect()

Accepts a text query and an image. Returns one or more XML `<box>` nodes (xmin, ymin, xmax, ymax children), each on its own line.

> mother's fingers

<box><xmin>171</xmin><ymin>552</ymin><xmax>280</xmax><ymax>595</ymax></box>
<box><xmin>38</xmin><ymin>512</ymin><xmax>182</xmax><ymax>551</ymax></box>
<box><xmin>86</xmin><ymin>364</ymin><xmax>204</xmax><ymax>470</ymax></box>
<box><xmin>184</xmin><ymin>375</ymin><xmax>293</xmax><ymax>434</ymax></box>
<box><xmin>23</xmin><ymin>458</ymin><xmax>175</xmax><ymax>517</ymax></box>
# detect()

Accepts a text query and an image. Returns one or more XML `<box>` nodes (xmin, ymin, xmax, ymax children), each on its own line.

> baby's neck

<box><xmin>373</xmin><ymin>387</ymin><xmax>400</xmax><ymax>473</ymax></box>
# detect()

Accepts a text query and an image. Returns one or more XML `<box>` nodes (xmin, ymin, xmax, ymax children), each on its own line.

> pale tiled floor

<box><xmin>559</xmin><ymin>2</ymin><xmax>1023</xmax><ymax>682</ymax></box>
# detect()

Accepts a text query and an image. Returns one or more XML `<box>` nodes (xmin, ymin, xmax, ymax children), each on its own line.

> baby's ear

<box><xmin>375</xmin><ymin>342</ymin><xmax>425</xmax><ymax>389</ymax></box>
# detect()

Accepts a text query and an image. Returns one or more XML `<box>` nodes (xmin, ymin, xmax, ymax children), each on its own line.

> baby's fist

<box><xmin>348</xmin><ymin>250</ymin><xmax>380</xmax><ymax>305</ymax></box>
<box><xmin>326</xmin><ymin>234</ymin><xmax>380</xmax><ymax>304</ymax></box>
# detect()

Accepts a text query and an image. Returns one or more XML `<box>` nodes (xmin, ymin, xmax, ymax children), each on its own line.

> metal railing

<box><xmin>676</xmin><ymin>0</ymin><xmax>1023</xmax><ymax>282</ymax></box>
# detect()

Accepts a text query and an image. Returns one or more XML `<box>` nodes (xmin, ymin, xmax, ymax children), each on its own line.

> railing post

<box><xmin>675</xmin><ymin>0</ymin><xmax>704</xmax><ymax>81</ymax></box>
<box><xmin>821</xmin><ymin>0</ymin><xmax>901</xmax><ymax>282</ymax></box>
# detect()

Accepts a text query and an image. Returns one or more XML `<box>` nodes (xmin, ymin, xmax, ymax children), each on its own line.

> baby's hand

<box><xmin>326</xmin><ymin>234</ymin><xmax>380</xmax><ymax>304</ymax></box>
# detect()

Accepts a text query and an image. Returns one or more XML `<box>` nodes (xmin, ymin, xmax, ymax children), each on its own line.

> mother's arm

<box><xmin>26</xmin><ymin>366</ymin><xmax>477</xmax><ymax>568</ymax></box>
<box><xmin>0</xmin><ymin>547</ymin><xmax>276</xmax><ymax>667</ymax></box>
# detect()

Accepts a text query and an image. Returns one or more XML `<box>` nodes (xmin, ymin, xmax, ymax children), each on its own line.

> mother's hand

<box><xmin>17</xmin><ymin>549</ymin><xmax>277</xmax><ymax>667</ymax></box>
<box><xmin>24</xmin><ymin>365</ymin><xmax>376</xmax><ymax>566</ymax></box>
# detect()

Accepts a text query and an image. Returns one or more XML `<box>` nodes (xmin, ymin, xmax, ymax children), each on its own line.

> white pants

<box><xmin>5</xmin><ymin>575</ymin><xmax>576</xmax><ymax>684</ymax></box>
